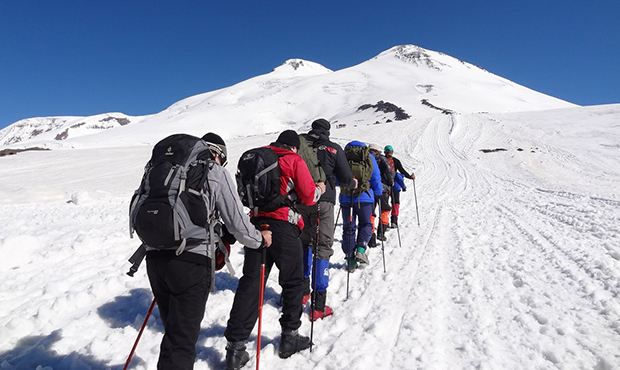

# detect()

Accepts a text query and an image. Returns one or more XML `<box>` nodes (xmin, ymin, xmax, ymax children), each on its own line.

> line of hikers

<box><xmin>127</xmin><ymin>118</ymin><xmax>415</xmax><ymax>369</ymax></box>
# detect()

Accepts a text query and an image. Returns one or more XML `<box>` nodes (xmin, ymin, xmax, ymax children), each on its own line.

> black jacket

<box><xmin>375</xmin><ymin>153</ymin><xmax>394</xmax><ymax>188</ymax></box>
<box><xmin>305</xmin><ymin>128</ymin><xmax>353</xmax><ymax>204</ymax></box>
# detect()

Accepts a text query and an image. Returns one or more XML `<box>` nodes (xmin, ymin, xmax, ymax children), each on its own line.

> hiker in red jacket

<box><xmin>225</xmin><ymin>130</ymin><xmax>325</xmax><ymax>368</ymax></box>
<box><xmin>384</xmin><ymin>145</ymin><xmax>415</xmax><ymax>228</ymax></box>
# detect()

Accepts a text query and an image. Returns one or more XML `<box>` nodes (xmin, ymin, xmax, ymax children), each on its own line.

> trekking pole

<box><xmin>379</xmin><ymin>198</ymin><xmax>386</xmax><ymax>273</ymax></box>
<box><xmin>396</xmin><ymin>222</ymin><xmax>402</xmax><ymax>248</ymax></box>
<box><xmin>256</xmin><ymin>247</ymin><xmax>266</xmax><ymax>370</ymax></box>
<box><xmin>333</xmin><ymin>205</ymin><xmax>341</xmax><ymax>233</ymax></box>
<box><xmin>310</xmin><ymin>203</ymin><xmax>320</xmax><ymax>352</ymax></box>
<box><xmin>256</xmin><ymin>225</ymin><xmax>268</xmax><ymax>370</ymax></box>
<box><xmin>123</xmin><ymin>298</ymin><xmax>156</xmax><ymax>370</ymax></box>
<box><xmin>413</xmin><ymin>178</ymin><xmax>420</xmax><ymax>227</ymax></box>
<box><xmin>345</xmin><ymin>209</ymin><xmax>352</xmax><ymax>301</ymax></box>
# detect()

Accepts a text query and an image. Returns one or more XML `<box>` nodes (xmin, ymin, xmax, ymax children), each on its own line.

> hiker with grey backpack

<box><xmin>127</xmin><ymin>132</ymin><xmax>272</xmax><ymax>370</ymax></box>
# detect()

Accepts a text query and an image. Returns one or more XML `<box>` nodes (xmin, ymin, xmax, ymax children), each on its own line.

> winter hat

<box><xmin>369</xmin><ymin>143</ymin><xmax>382</xmax><ymax>153</ymax></box>
<box><xmin>311</xmin><ymin>118</ymin><xmax>331</xmax><ymax>132</ymax></box>
<box><xmin>384</xmin><ymin>145</ymin><xmax>394</xmax><ymax>153</ymax></box>
<box><xmin>276</xmin><ymin>130</ymin><xmax>301</xmax><ymax>149</ymax></box>
<box><xmin>202</xmin><ymin>132</ymin><xmax>228</xmax><ymax>166</ymax></box>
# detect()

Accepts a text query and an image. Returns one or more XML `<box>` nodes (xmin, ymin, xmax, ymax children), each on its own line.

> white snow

<box><xmin>0</xmin><ymin>45</ymin><xmax>618</xmax><ymax>369</ymax></box>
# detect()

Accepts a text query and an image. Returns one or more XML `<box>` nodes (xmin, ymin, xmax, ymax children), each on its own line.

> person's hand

<box><xmin>351</xmin><ymin>178</ymin><xmax>358</xmax><ymax>189</ymax></box>
<box><xmin>317</xmin><ymin>182</ymin><xmax>326</xmax><ymax>194</ymax></box>
<box><xmin>410</xmin><ymin>174</ymin><xmax>416</xmax><ymax>181</ymax></box>
<box><xmin>260</xmin><ymin>230</ymin><xmax>272</xmax><ymax>248</ymax></box>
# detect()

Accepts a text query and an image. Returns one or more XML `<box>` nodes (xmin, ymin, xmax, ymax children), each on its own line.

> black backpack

<box><xmin>129</xmin><ymin>134</ymin><xmax>213</xmax><ymax>253</ymax></box>
<box><xmin>236</xmin><ymin>147</ymin><xmax>285</xmax><ymax>212</ymax></box>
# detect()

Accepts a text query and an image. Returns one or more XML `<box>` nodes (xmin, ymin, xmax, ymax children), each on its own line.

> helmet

<box><xmin>384</xmin><ymin>145</ymin><xmax>394</xmax><ymax>153</ymax></box>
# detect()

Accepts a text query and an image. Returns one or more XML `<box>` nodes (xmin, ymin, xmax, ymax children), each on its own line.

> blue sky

<box><xmin>1</xmin><ymin>0</ymin><xmax>619</xmax><ymax>129</ymax></box>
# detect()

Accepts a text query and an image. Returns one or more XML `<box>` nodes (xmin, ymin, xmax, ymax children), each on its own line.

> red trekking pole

<box><xmin>123</xmin><ymin>298</ymin><xmax>156</xmax><ymax>370</ymax></box>
<box><xmin>256</xmin><ymin>225</ymin><xmax>268</xmax><ymax>370</ymax></box>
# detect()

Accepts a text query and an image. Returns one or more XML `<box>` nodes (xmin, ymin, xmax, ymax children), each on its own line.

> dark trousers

<box><xmin>225</xmin><ymin>219</ymin><xmax>304</xmax><ymax>342</ymax></box>
<box><xmin>341</xmin><ymin>202</ymin><xmax>374</xmax><ymax>256</ymax></box>
<box><xmin>146</xmin><ymin>253</ymin><xmax>211</xmax><ymax>370</ymax></box>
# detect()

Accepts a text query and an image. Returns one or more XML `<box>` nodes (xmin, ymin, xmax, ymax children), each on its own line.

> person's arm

<box><xmin>210</xmin><ymin>166</ymin><xmax>264</xmax><ymax>249</ymax></box>
<box><xmin>293</xmin><ymin>155</ymin><xmax>322</xmax><ymax>206</ymax></box>
<box><xmin>395</xmin><ymin>157</ymin><xmax>414</xmax><ymax>179</ymax></box>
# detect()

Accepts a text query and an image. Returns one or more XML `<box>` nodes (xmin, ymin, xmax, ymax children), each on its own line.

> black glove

<box><xmin>221</xmin><ymin>225</ymin><xmax>237</xmax><ymax>245</ymax></box>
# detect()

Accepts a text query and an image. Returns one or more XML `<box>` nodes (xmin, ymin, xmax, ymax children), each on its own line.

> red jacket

<box><xmin>252</xmin><ymin>144</ymin><xmax>320</xmax><ymax>229</ymax></box>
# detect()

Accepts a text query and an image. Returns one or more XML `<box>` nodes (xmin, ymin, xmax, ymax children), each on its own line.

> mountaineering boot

<box><xmin>278</xmin><ymin>330</ymin><xmax>312</xmax><ymax>358</ymax></box>
<box><xmin>225</xmin><ymin>341</ymin><xmax>249</xmax><ymax>370</ymax></box>
<box><xmin>346</xmin><ymin>256</ymin><xmax>358</xmax><ymax>272</ymax></box>
<box><xmin>391</xmin><ymin>214</ymin><xmax>398</xmax><ymax>229</ymax></box>
<box><xmin>355</xmin><ymin>246</ymin><xmax>369</xmax><ymax>266</ymax></box>
<box><xmin>368</xmin><ymin>233</ymin><xmax>377</xmax><ymax>248</ymax></box>
<box><xmin>377</xmin><ymin>224</ymin><xmax>387</xmax><ymax>241</ymax></box>
<box><xmin>309</xmin><ymin>291</ymin><xmax>333</xmax><ymax>321</ymax></box>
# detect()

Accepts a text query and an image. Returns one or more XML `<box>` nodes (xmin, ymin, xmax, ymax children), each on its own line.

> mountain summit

<box><xmin>272</xmin><ymin>58</ymin><xmax>333</xmax><ymax>75</ymax></box>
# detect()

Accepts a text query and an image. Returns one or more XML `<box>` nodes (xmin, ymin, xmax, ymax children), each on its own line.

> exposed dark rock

<box><xmin>421</xmin><ymin>99</ymin><xmax>454</xmax><ymax>115</ymax></box>
<box><xmin>479</xmin><ymin>148</ymin><xmax>507</xmax><ymax>153</ymax></box>
<box><xmin>30</xmin><ymin>129</ymin><xmax>44</xmax><ymax>137</ymax></box>
<box><xmin>70</xmin><ymin>122</ymin><xmax>86</xmax><ymax>129</ymax></box>
<box><xmin>0</xmin><ymin>147</ymin><xmax>50</xmax><ymax>157</ymax></box>
<box><xmin>55</xmin><ymin>129</ymin><xmax>69</xmax><ymax>140</ymax></box>
<box><xmin>357</xmin><ymin>100</ymin><xmax>411</xmax><ymax>121</ymax></box>
<box><xmin>100</xmin><ymin>116</ymin><xmax>131</xmax><ymax>125</ymax></box>
<box><xmin>517</xmin><ymin>148</ymin><xmax>524</xmax><ymax>152</ymax></box>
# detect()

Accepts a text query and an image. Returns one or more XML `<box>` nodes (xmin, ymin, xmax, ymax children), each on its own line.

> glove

<box><xmin>221</xmin><ymin>225</ymin><xmax>237</xmax><ymax>245</ymax></box>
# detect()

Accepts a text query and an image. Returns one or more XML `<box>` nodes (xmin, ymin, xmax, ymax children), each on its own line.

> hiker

<box><xmin>339</xmin><ymin>141</ymin><xmax>382</xmax><ymax>271</ymax></box>
<box><xmin>224</xmin><ymin>130</ymin><xmax>325</xmax><ymax>369</ymax></box>
<box><xmin>368</xmin><ymin>143</ymin><xmax>394</xmax><ymax>245</ymax></box>
<box><xmin>297</xmin><ymin>118</ymin><xmax>354</xmax><ymax>321</ymax></box>
<box><xmin>130</xmin><ymin>133</ymin><xmax>272</xmax><ymax>370</ymax></box>
<box><xmin>384</xmin><ymin>145</ymin><xmax>415</xmax><ymax>228</ymax></box>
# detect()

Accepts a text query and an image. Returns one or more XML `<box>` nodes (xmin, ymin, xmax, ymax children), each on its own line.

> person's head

<box><xmin>202</xmin><ymin>132</ymin><xmax>228</xmax><ymax>166</ymax></box>
<box><xmin>384</xmin><ymin>145</ymin><xmax>394</xmax><ymax>157</ymax></box>
<box><xmin>310</xmin><ymin>118</ymin><xmax>331</xmax><ymax>136</ymax></box>
<box><xmin>276</xmin><ymin>130</ymin><xmax>300</xmax><ymax>152</ymax></box>
<box><xmin>369</xmin><ymin>143</ymin><xmax>383</xmax><ymax>155</ymax></box>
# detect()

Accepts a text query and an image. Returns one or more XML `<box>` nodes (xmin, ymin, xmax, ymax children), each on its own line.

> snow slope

<box><xmin>1</xmin><ymin>101</ymin><xmax>618</xmax><ymax>369</ymax></box>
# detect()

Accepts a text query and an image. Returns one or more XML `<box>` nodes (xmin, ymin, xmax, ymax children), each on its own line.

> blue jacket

<box><xmin>339</xmin><ymin>141</ymin><xmax>383</xmax><ymax>205</ymax></box>
<box><xmin>393</xmin><ymin>172</ymin><xmax>407</xmax><ymax>192</ymax></box>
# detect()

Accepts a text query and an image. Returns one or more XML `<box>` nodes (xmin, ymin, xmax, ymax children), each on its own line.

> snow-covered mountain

<box><xmin>1</xmin><ymin>45</ymin><xmax>618</xmax><ymax>370</ymax></box>
<box><xmin>0</xmin><ymin>113</ymin><xmax>140</xmax><ymax>147</ymax></box>
<box><xmin>0</xmin><ymin>45</ymin><xmax>575</xmax><ymax>149</ymax></box>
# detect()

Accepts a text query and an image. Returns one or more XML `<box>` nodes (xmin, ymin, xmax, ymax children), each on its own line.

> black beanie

<box><xmin>276</xmin><ymin>130</ymin><xmax>300</xmax><ymax>148</ymax></box>
<box><xmin>312</xmin><ymin>118</ymin><xmax>331</xmax><ymax>131</ymax></box>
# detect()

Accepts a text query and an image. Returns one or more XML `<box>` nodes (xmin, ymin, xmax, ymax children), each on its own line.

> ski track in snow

<box><xmin>1</xmin><ymin>113</ymin><xmax>619</xmax><ymax>369</ymax></box>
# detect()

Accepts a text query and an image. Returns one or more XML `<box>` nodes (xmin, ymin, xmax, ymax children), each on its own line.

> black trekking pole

<box><xmin>256</xmin><ymin>225</ymin><xmax>269</xmax><ymax>370</ymax></box>
<box><xmin>345</xmin><ymin>209</ymin><xmax>352</xmax><ymax>301</ymax></box>
<box><xmin>413</xmin><ymin>178</ymin><xmax>420</xmax><ymax>227</ymax></box>
<box><xmin>379</xmin><ymin>198</ymin><xmax>386</xmax><ymax>273</ymax></box>
<box><xmin>123</xmin><ymin>298</ymin><xmax>156</xmax><ymax>370</ymax></box>
<box><xmin>333</xmin><ymin>205</ymin><xmax>341</xmax><ymax>233</ymax></box>
<box><xmin>310</xmin><ymin>203</ymin><xmax>320</xmax><ymax>353</ymax></box>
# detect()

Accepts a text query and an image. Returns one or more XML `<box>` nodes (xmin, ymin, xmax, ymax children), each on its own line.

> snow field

<box><xmin>0</xmin><ymin>105</ymin><xmax>619</xmax><ymax>369</ymax></box>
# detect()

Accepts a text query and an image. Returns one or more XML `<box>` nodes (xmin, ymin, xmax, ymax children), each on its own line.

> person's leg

<box><xmin>355</xmin><ymin>203</ymin><xmax>374</xmax><ymax>265</ymax></box>
<box><xmin>148</xmin><ymin>258</ymin><xmax>210</xmax><ymax>370</ymax></box>
<box><xmin>341</xmin><ymin>205</ymin><xmax>356</xmax><ymax>257</ymax></box>
<box><xmin>312</xmin><ymin>202</ymin><xmax>335</xmax><ymax>314</ymax></box>
<box><xmin>271</xmin><ymin>222</ymin><xmax>305</xmax><ymax>332</ymax></box>
<box><xmin>225</xmin><ymin>246</ymin><xmax>263</xmax><ymax>343</ymax></box>
<box><xmin>391</xmin><ymin>189</ymin><xmax>401</xmax><ymax>226</ymax></box>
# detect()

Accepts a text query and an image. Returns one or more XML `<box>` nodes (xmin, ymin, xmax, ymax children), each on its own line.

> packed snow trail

<box><xmin>1</xmin><ymin>109</ymin><xmax>619</xmax><ymax>369</ymax></box>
